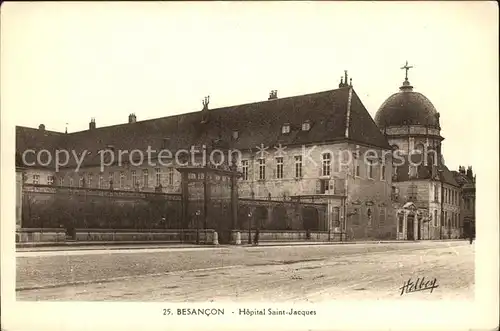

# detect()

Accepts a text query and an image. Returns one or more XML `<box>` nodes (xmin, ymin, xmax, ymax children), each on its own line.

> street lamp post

<box><xmin>438</xmin><ymin>169</ymin><xmax>444</xmax><ymax>240</ymax></box>
<box><xmin>247</xmin><ymin>212</ymin><xmax>252</xmax><ymax>244</ymax></box>
<box><xmin>195</xmin><ymin>210</ymin><xmax>201</xmax><ymax>244</ymax></box>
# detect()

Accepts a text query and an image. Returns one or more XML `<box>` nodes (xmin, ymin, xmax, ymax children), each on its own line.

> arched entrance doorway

<box><xmin>407</xmin><ymin>213</ymin><xmax>415</xmax><ymax>240</ymax></box>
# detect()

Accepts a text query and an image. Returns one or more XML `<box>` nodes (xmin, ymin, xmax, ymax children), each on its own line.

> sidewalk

<box><xmin>16</xmin><ymin>239</ymin><xmax>466</xmax><ymax>252</ymax></box>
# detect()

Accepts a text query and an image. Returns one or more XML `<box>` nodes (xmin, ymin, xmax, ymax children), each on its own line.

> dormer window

<box><xmin>232</xmin><ymin>131</ymin><xmax>239</xmax><ymax>140</ymax></box>
<box><xmin>302</xmin><ymin>121</ymin><xmax>311</xmax><ymax>131</ymax></box>
<box><xmin>282</xmin><ymin>124</ymin><xmax>290</xmax><ymax>134</ymax></box>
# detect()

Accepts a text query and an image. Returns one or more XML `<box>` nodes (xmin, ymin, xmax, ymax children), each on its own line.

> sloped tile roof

<box><xmin>16</xmin><ymin>87</ymin><xmax>390</xmax><ymax>168</ymax></box>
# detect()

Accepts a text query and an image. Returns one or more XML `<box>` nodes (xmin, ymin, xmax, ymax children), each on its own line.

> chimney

<box><xmin>201</xmin><ymin>96</ymin><xmax>210</xmax><ymax>124</ymax></box>
<box><xmin>338</xmin><ymin>70</ymin><xmax>350</xmax><ymax>88</ymax></box>
<box><xmin>128</xmin><ymin>113</ymin><xmax>137</xmax><ymax>123</ymax></box>
<box><xmin>38</xmin><ymin>124</ymin><xmax>45</xmax><ymax>131</ymax></box>
<box><xmin>268</xmin><ymin>90</ymin><xmax>278</xmax><ymax>100</ymax></box>
<box><xmin>466</xmin><ymin>166</ymin><xmax>473</xmax><ymax>179</ymax></box>
<box><xmin>89</xmin><ymin>118</ymin><xmax>96</xmax><ymax>130</ymax></box>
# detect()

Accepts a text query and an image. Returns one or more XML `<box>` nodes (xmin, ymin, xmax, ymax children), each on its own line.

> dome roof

<box><xmin>374</xmin><ymin>82</ymin><xmax>440</xmax><ymax>128</ymax></box>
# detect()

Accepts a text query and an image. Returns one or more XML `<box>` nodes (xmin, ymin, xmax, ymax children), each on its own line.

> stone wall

<box><xmin>16</xmin><ymin>228</ymin><xmax>215</xmax><ymax>244</ymax></box>
<box><xmin>237</xmin><ymin>198</ymin><xmax>328</xmax><ymax>231</ymax></box>
<box><xmin>344</xmin><ymin>143</ymin><xmax>396</xmax><ymax>240</ymax></box>
<box><xmin>22</xmin><ymin>184</ymin><xmax>183</xmax><ymax>229</ymax></box>
<box><xmin>237</xmin><ymin>142</ymin><xmax>350</xmax><ymax>199</ymax></box>
<box><xmin>17</xmin><ymin>228</ymin><xmax>66</xmax><ymax>243</ymax></box>
<box><xmin>236</xmin><ymin>230</ymin><xmax>346</xmax><ymax>243</ymax></box>
<box><xmin>56</xmin><ymin>164</ymin><xmax>182</xmax><ymax>194</ymax></box>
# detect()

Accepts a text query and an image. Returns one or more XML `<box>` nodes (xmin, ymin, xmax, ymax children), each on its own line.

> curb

<box><xmin>17</xmin><ymin>239</ymin><xmax>467</xmax><ymax>252</ymax></box>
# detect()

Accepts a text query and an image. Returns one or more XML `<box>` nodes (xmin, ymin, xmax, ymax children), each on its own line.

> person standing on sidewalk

<box><xmin>253</xmin><ymin>227</ymin><xmax>260</xmax><ymax>246</ymax></box>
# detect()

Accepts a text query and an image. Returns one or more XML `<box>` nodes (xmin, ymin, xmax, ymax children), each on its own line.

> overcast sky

<box><xmin>2</xmin><ymin>2</ymin><xmax>498</xmax><ymax>172</ymax></box>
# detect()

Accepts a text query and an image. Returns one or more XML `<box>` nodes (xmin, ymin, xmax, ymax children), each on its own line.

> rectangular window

<box><xmin>295</xmin><ymin>156</ymin><xmax>302</xmax><ymax>178</ymax></box>
<box><xmin>398</xmin><ymin>213</ymin><xmax>404</xmax><ymax>232</ymax></box>
<box><xmin>69</xmin><ymin>177</ymin><xmax>73</xmax><ymax>188</ymax></box>
<box><xmin>276</xmin><ymin>157</ymin><xmax>283</xmax><ymax>179</ymax></box>
<box><xmin>320</xmin><ymin>179</ymin><xmax>329</xmax><ymax>194</ymax></box>
<box><xmin>381</xmin><ymin>164</ymin><xmax>386</xmax><ymax>180</ymax></box>
<box><xmin>322</xmin><ymin>153</ymin><xmax>331</xmax><ymax>176</ymax></box>
<box><xmin>47</xmin><ymin>175</ymin><xmax>54</xmax><ymax>185</ymax></box>
<box><xmin>131</xmin><ymin>170</ymin><xmax>137</xmax><ymax>188</ymax></box>
<box><xmin>33</xmin><ymin>174</ymin><xmax>40</xmax><ymax>184</ymax></box>
<box><xmin>444</xmin><ymin>211</ymin><xmax>448</xmax><ymax>226</ymax></box>
<box><xmin>241</xmin><ymin>160</ymin><xmax>249</xmax><ymax>181</ymax></box>
<box><xmin>167</xmin><ymin>167</ymin><xmax>174</xmax><ymax>185</ymax></box>
<box><xmin>434</xmin><ymin>184</ymin><xmax>439</xmax><ymax>202</ymax></box>
<box><xmin>155</xmin><ymin>168</ymin><xmax>161</xmax><ymax>187</ymax></box>
<box><xmin>355</xmin><ymin>159</ymin><xmax>360</xmax><ymax>177</ymax></box>
<box><xmin>258</xmin><ymin>159</ymin><xmax>266</xmax><ymax>180</ymax></box>
<box><xmin>143</xmin><ymin>169</ymin><xmax>149</xmax><ymax>188</ymax></box>
<box><xmin>434</xmin><ymin>210</ymin><xmax>438</xmax><ymax>226</ymax></box>
<box><xmin>79</xmin><ymin>176</ymin><xmax>84</xmax><ymax>188</ymax></box>
<box><xmin>368</xmin><ymin>160</ymin><xmax>374</xmax><ymax>179</ymax></box>
<box><xmin>87</xmin><ymin>173</ymin><xmax>93</xmax><ymax>188</ymax></box>
<box><xmin>98</xmin><ymin>174</ymin><xmax>103</xmax><ymax>189</ymax></box>
<box><xmin>282</xmin><ymin>124</ymin><xmax>290</xmax><ymax>134</ymax></box>
<box><xmin>109</xmin><ymin>172</ymin><xmax>114</xmax><ymax>188</ymax></box>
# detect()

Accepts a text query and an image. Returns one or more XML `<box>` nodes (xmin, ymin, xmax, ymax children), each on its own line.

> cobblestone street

<box><xmin>17</xmin><ymin>241</ymin><xmax>474</xmax><ymax>301</ymax></box>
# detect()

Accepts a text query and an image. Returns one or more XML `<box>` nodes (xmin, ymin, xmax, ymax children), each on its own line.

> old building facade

<box><xmin>374</xmin><ymin>63</ymin><xmax>468</xmax><ymax>239</ymax></box>
<box><xmin>16</xmin><ymin>67</ymin><xmax>475</xmax><ymax>241</ymax></box>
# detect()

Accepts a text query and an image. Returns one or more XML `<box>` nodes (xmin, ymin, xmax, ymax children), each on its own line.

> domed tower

<box><xmin>374</xmin><ymin>62</ymin><xmax>444</xmax><ymax>164</ymax></box>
